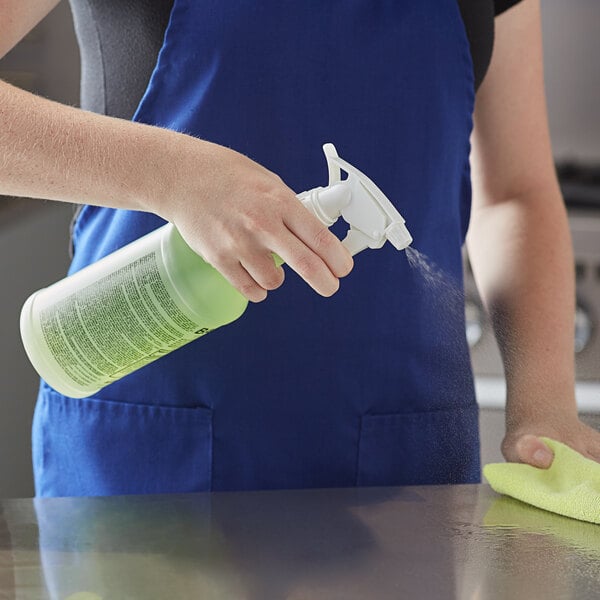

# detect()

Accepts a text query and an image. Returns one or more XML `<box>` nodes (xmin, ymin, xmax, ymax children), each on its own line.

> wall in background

<box><xmin>0</xmin><ymin>202</ymin><xmax>75</xmax><ymax>498</ymax></box>
<box><xmin>0</xmin><ymin>2</ymin><xmax>79</xmax><ymax>497</ymax></box>
<box><xmin>542</xmin><ymin>0</ymin><xmax>600</xmax><ymax>162</ymax></box>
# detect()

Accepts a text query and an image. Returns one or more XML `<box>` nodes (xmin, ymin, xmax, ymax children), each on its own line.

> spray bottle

<box><xmin>20</xmin><ymin>144</ymin><xmax>412</xmax><ymax>398</ymax></box>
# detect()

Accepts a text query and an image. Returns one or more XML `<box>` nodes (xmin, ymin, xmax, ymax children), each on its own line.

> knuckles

<box><xmin>312</xmin><ymin>226</ymin><xmax>336</xmax><ymax>252</ymax></box>
<box><xmin>261</xmin><ymin>269</ymin><xmax>285</xmax><ymax>290</ymax></box>
<box><xmin>241</xmin><ymin>208</ymin><xmax>279</xmax><ymax>236</ymax></box>
<box><xmin>239</xmin><ymin>281</ymin><xmax>267</xmax><ymax>303</ymax></box>
<box><xmin>292</xmin><ymin>253</ymin><xmax>319</xmax><ymax>280</ymax></box>
<box><xmin>203</xmin><ymin>246</ymin><xmax>232</xmax><ymax>268</ymax></box>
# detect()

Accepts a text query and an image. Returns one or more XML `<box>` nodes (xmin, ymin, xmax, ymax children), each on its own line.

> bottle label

<box><xmin>39</xmin><ymin>251</ymin><xmax>210</xmax><ymax>389</ymax></box>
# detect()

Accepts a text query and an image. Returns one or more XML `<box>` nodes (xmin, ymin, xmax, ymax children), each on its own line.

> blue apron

<box><xmin>33</xmin><ymin>0</ymin><xmax>480</xmax><ymax>497</ymax></box>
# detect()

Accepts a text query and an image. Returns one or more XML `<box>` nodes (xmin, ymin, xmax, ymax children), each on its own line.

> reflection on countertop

<box><xmin>0</xmin><ymin>484</ymin><xmax>599</xmax><ymax>599</ymax></box>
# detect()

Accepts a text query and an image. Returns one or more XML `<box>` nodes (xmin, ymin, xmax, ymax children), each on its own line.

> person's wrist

<box><xmin>143</xmin><ymin>129</ymin><xmax>181</xmax><ymax>220</ymax></box>
<box><xmin>131</xmin><ymin>126</ymin><xmax>203</xmax><ymax>221</ymax></box>
<box><xmin>505</xmin><ymin>388</ymin><xmax>578</xmax><ymax>431</ymax></box>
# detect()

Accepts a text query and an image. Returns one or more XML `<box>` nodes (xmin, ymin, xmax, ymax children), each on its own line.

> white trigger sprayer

<box><xmin>20</xmin><ymin>142</ymin><xmax>413</xmax><ymax>399</ymax></box>
<box><xmin>297</xmin><ymin>143</ymin><xmax>413</xmax><ymax>255</ymax></box>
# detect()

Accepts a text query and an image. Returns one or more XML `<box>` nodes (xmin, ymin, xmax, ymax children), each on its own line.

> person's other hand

<box><xmin>502</xmin><ymin>412</ymin><xmax>600</xmax><ymax>469</ymax></box>
<box><xmin>155</xmin><ymin>140</ymin><xmax>353</xmax><ymax>303</ymax></box>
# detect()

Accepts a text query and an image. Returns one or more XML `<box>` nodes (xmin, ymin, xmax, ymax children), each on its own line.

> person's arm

<box><xmin>0</xmin><ymin>0</ymin><xmax>60</xmax><ymax>57</ymax></box>
<box><xmin>468</xmin><ymin>0</ymin><xmax>600</xmax><ymax>467</ymax></box>
<box><xmin>0</xmin><ymin>2</ymin><xmax>352</xmax><ymax>303</ymax></box>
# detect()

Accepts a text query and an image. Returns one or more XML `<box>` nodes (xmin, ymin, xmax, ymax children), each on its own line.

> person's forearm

<box><xmin>465</xmin><ymin>0</ymin><xmax>600</xmax><ymax>467</ymax></box>
<box><xmin>467</xmin><ymin>186</ymin><xmax>576</xmax><ymax>423</ymax></box>
<box><xmin>0</xmin><ymin>79</ymin><xmax>353</xmax><ymax>300</ymax></box>
<box><xmin>0</xmin><ymin>79</ymin><xmax>206</xmax><ymax>216</ymax></box>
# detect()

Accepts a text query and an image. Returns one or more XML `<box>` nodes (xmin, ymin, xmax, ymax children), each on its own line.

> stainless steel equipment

<box><xmin>0</xmin><ymin>485</ymin><xmax>599</xmax><ymax>599</ymax></box>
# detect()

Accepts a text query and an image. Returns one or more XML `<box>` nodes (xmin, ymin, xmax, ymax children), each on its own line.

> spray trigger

<box><xmin>298</xmin><ymin>144</ymin><xmax>413</xmax><ymax>256</ymax></box>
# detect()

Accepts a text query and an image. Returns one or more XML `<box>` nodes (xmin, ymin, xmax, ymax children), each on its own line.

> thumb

<box><xmin>505</xmin><ymin>434</ymin><xmax>554</xmax><ymax>469</ymax></box>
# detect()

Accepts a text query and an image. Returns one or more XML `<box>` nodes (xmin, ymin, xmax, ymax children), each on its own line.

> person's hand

<box><xmin>502</xmin><ymin>410</ymin><xmax>600</xmax><ymax>469</ymax></box>
<box><xmin>156</xmin><ymin>139</ymin><xmax>353</xmax><ymax>303</ymax></box>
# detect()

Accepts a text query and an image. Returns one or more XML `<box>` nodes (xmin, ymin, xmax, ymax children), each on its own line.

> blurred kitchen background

<box><xmin>0</xmin><ymin>0</ymin><xmax>599</xmax><ymax>497</ymax></box>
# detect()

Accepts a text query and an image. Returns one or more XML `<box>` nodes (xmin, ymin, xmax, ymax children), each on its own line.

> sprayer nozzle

<box><xmin>385</xmin><ymin>222</ymin><xmax>413</xmax><ymax>251</ymax></box>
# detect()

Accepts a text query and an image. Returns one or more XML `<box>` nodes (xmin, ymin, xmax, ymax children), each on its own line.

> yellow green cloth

<box><xmin>484</xmin><ymin>496</ymin><xmax>600</xmax><ymax>561</ymax></box>
<box><xmin>483</xmin><ymin>437</ymin><xmax>600</xmax><ymax>525</ymax></box>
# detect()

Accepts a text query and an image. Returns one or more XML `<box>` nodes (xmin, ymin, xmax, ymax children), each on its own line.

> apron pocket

<box><xmin>33</xmin><ymin>386</ymin><xmax>213</xmax><ymax>497</ymax></box>
<box><xmin>357</xmin><ymin>406</ymin><xmax>480</xmax><ymax>487</ymax></box>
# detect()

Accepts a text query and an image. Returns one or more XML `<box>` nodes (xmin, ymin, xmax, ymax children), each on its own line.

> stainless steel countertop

<box><xmin>1</xmin><ymin>484</ymin><xmax>599</xmax><ymax>599</ymax></box>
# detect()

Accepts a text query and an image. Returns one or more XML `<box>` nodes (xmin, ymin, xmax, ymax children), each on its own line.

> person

<box><xmin>2</xmin><ymin>0</ymin><xmax>599</xmax><ymax>497</ymax></box>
